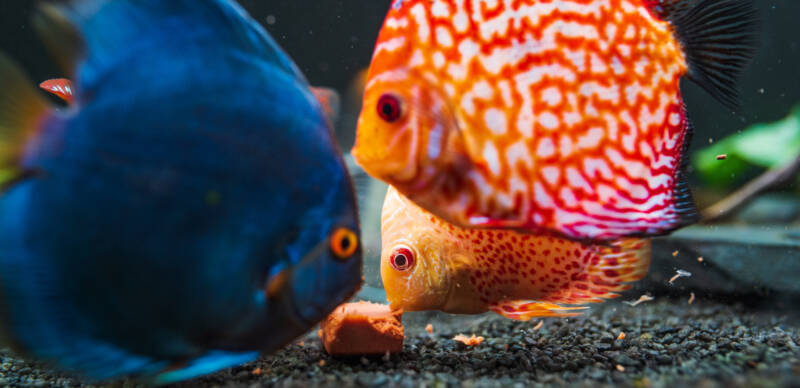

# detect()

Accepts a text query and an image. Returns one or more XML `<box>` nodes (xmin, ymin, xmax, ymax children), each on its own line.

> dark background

<box><xmin>1</xmin><ymin>0</ymin><xmax>798</xmax><ymax>160</ymax></box>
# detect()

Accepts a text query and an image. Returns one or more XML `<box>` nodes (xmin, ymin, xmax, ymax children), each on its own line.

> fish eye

<box><xmin>330</xmin><ymin>227</ymin><xmax>358</xmax><ymax>260</ymax></box>
<box><xmin>390</xmin><ymin>246</ymin><xmax>415</xmax><ymax>271</ymax></box>
<box><xmin>377</xmin><ymin>93</ymin><xmax>403</xmax><ymax>123</ymax></box>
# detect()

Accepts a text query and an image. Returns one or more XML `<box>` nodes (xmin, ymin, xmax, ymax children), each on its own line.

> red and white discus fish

<box><xmin>380</xmin><ymin>187</ymin><xmax>650</xmax><ymax>320</ymax></box>
<box><xmin>353</xmin><ymin>0</ymin><xmax>758</xmax><ymax>240</ymax></box>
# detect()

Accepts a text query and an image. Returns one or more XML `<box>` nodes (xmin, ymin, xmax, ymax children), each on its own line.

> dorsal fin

<box><xmin>648</xmin><ymin>0</ymin><xmax>759</xmax><ymax>111</ymax></box>
<box><xmin>41</xmin><ymin>0</ymin><xmax>308</xmax><ymax>87</ymax></box>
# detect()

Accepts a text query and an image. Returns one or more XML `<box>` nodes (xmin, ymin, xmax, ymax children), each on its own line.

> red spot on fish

<box><xmin>604</xmin><ymin>270</ymin><xmax>619</xmax><ymax>278</ymax></box>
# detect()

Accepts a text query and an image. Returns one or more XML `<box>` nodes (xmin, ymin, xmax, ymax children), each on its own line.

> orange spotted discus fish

<box><xmin>353</xmin><ymin>0</ymin><xmax>758</xmax><ymax>240</ymax></box>
<box><xmin>380</xmin><ymin>187</ymin><xmax>650</xmax><ymax>320</ymax></box>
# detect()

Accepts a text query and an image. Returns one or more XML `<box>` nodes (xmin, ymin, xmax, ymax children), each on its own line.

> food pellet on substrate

<box><xmin>298</xmin><ymin>341</ymin><xmax>304</xmax><ymax>347</ymax></box>
<box><xmin>533</xmin><ymin>321</ymin><xmax>544</xmax><ymax>330</ymax></box>
<box><xmin>319</xmin><ymin>360</ymin><xmax>326</xmax><ymax>367</ymax></box>
<box><xmin>320</xmin><ymin>302</ymin><xmax>404</xmax><ymax>356</ymax></box>
<box><xmin>617</xmin><ymin>332</ymin><xmax>626</xmax><ymax>340</ymax></box>
<box><xmin>251</xmin><ymin>368</ymin><xmax>261</xmax><ymax>376</ymax></box>
<box><xmin>617</xmin><ymin>364</ymin><xmax>625</xmax><ymax>372</ymax></box>
<box><xmin>426</xmin><ymin>324</ymin><xmax>434</xmax><ymax>334</ymax></box>
<box><xmin>672</xmin><ymin>250</ymin><xmax>679</xmax><ymax>257</ymax></box>
<box><xmin>697</xmin><ymin>257</ymin><xmax>704</xmax><ymax>263</ymax></box>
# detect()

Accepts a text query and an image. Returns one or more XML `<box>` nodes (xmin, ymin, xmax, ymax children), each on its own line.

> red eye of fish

<box><xmin>390</xmin><ymin>246</ymin><xmax>415</xmax><ymax>271</ymax></box>
<box><xmin>377</xmin><ymin>93</ymin><xmax>402</xmax><ymax>123</ymax></box>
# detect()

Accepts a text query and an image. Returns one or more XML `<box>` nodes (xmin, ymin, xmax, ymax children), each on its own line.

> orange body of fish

<box><xmin>354</xmin><ymin>0</ymin><xmax>757</xmax><ymax>240</ymax></box>
<box><xmin>380</xmin><ymin>186</ymin><xmax>650</xmax><ymax>320</ymax></box>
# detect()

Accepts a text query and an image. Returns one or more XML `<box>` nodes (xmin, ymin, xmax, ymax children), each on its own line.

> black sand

<box><xmin>2</xmin><ymin>298</ymin><xmax>798</xmax><ymax>387</ymax></box>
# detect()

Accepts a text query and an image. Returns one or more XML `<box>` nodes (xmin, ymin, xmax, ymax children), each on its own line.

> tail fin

<box><xmin>0</xmin><ymin>54</ymin><xmax>52</xmax><ymax>190</ymax></box>
<box><xmin>650</xmin><ymin>0</ymin><xmax>759</xmax><ymax>111</ymax></box>
<box><xmin>577</xmin><ymin>238</ymin><xmax>652</xmax><ymax>301</ymax></box>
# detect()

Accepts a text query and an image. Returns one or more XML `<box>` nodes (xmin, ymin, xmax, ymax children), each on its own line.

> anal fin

<box><xmin>489</xmin><ymin>301</ymin><xmax>586</xmax><ymax>321</ymax></box>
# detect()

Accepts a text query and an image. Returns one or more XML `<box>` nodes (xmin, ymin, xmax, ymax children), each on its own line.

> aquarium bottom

<box><xmin>1</xmin><ymin>299</ymin><xmax>798</xmax><ymax>388</ymax></box>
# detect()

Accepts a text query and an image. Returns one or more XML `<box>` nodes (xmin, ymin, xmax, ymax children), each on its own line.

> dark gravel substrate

<box><xmin>1</xmin><ymin>299</ymin><xmax>799</xmax><ymax>388</ymax></box>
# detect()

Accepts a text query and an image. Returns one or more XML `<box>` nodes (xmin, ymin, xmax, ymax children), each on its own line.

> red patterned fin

<box><xmin>548</xmin><ymin>238</ymin><xmax>651</xmax><ymax>305</ymax></box>
<box><xmin>39</xmin><ymin>78</ymin><xmax>74</xmax><ymax>104</ymax></box>
<box><xmin>489</xmin><ymin>301</ymin><xmax>586</xmax><ymax>321</ymax></box>
<box><xmin>650</xmin><ymin>0</ymin><xmax>759</xmax><ymax>111</ymax></box>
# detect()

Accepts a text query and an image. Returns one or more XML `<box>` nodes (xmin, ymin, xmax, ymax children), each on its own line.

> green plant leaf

<box><xmin>693</xmin><ymin>105</ymin><xmax>800</xmax><ymax>187</ymax></box>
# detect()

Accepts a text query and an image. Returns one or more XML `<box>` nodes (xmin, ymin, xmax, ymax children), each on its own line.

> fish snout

<box><xmin>286</xmin><ymin>243</ymin><xmax>363</xmax><ymax>325</ymax></box>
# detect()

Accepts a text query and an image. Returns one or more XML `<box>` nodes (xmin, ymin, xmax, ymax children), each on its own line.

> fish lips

<box><xmin>221</xmin><ymin>240</ymin><xmax>362</xmax><ymax>351</ymax></box>
<box><xmin>285</xmin><ymin>248</ymin><xmax>363</xmax><ymax>326</ymax></box>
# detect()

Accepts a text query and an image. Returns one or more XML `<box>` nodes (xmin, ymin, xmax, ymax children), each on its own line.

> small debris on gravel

<box><xmin>624</xmin><ymin>294</ymin><xmax>655</xmax><ymax>306</ymax></box>
<box><xmin>0</xmin><ymin>300</ymin><xmax>798</xmax><ymax>388</ymax></box>
<box><xmin>453</xmin><ymin>334</ymin><xmax>485</xmax><ymax>346</ymax></box>
<box><xmin>669</xmin><ymin>270</ymin><xmax>692</xmax><ymax>285</ymax></box>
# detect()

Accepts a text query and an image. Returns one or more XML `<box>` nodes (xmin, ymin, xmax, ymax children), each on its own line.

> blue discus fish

<box><xmin>0</xmin><ymin>0</ymin><xmax>361</xmax><ymax>383</ymax></box>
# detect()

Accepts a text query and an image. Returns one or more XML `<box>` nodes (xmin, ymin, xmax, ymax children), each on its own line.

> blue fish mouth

<box><xmin>284</xmin><ymin>245</ymin><xmax>363</xmax><ymax>325</ymax></box>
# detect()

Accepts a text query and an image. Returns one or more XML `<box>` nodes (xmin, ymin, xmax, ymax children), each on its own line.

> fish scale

<box><xmin>354</xmin><ymin>0</ymin><xmax>758</xmax><ymax>240</ymax></box>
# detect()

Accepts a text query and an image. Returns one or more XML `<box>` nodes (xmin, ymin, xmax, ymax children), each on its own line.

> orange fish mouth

<box><xmin>352</xmin><ymin>136</ymin><xmax>424</xmax><ymax>186</ymax></box>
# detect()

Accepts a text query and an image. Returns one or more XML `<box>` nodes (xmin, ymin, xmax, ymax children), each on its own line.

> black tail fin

<box><xmin>651</xmin><ymin>0</ymin><xmax>759</xmax><ymax>112</ymax></box>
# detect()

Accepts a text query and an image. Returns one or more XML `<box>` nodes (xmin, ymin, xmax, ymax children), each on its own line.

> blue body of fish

<box><xmin>0</xmin><ymin>0</ymin><xmax>361</xmax><ymax>383</ymax></box>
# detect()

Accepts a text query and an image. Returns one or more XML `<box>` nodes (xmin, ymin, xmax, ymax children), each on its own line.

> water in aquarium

<box><xmin>0</xmin><ymin>0</ymin><xmax>798</xmax><ymax>387</ymax></box>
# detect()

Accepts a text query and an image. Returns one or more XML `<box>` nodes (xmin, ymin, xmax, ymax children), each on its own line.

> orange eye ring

<box><xmin>330</xmin><ymin>227</ymin><xmax>358</xmax><ymax>260</ymax></box>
